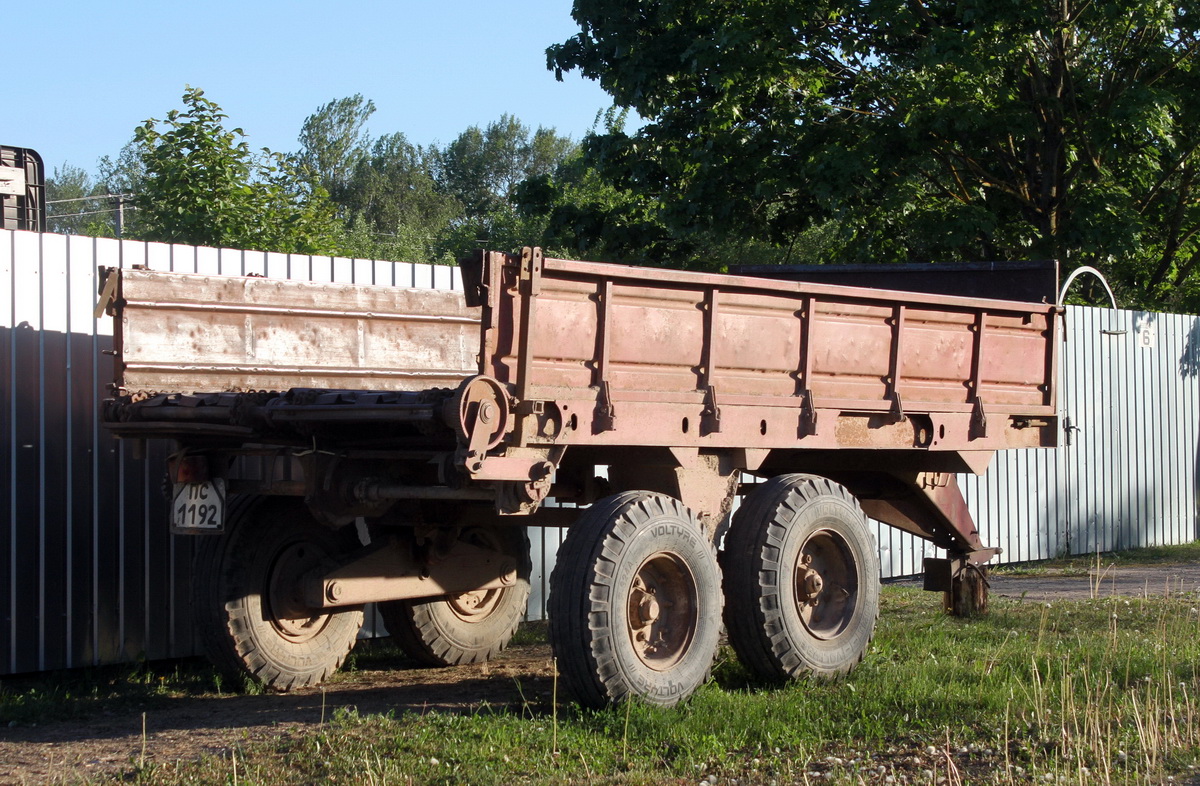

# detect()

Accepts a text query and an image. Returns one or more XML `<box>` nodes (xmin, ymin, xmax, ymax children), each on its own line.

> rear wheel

<box><xmin>193</xmin><ymin>496</ymin><xmax>364</xmax><ymax>690</ymax></box>
<box><xmin>722</xmin><ymin>474</ymin><xmax>879</xmax><ymax>681</ymax></box>
<box><xmin>378</xmin><ymin>527</ymin><xmax>530</xmax><ymax>666</ymax></box>
<box><xmin>549</xmin><ymin>492</ymin><xmax>722</xmax><ymax>708</ymax></box>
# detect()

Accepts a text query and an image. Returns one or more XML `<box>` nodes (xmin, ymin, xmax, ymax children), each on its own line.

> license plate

<box><xmin>171</xmin><ymin>479</ymin><xmax>226</xmax><ymax>534</ymax></box>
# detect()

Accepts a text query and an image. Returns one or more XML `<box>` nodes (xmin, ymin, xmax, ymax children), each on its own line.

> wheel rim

<box><xmin>446</xmin><ymin>587</ymin><xmax>504</xmax><ymax>621</ymax></box>
<box><xmin>443</xmin><ymin>527</ymin><xmax>513</xmax><ymax>623</ymax></box>
<box><xmin>794</xmin><ymin>528</ymin><xmax>859</xmax><ymax>640</ymax></box>
<box><xmin>626</xmin><ymin>551</ymin><xmax>698</xmax><ymax>671</ymax></box>
<box><xmin>264</xmin><ymin>541</ymin><xmax>332</xmax><ymax>643</ymax></box>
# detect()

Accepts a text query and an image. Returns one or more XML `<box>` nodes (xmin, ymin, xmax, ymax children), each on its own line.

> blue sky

<box><xmin>7</xmin><ymin>0</ymin><xmax>614</xmax><ymax>177</ymax></box>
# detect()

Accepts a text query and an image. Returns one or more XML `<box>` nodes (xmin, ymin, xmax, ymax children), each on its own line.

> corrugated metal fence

<box><xmin>0</xmin><ymin>230</ymin><xmax>477</xmax><ymax>675</ymax></box>
<box><xmin>2</xmin><ymin>229</ymin><xmax>1198</xmax><ymax>676</ymax></box>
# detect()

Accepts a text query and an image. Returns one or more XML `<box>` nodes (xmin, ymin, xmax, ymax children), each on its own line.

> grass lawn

<box><xmin>129</xmin><ymin>587</ymin><xmax>1200</xmax><ymax>784</ymax></box>
<box><xmin>994</xmin><ymin>541</ymin><xmax>1200</xmax><ymax>576</ymax></box>
<box><xmin>4</xmin><ymin>542</ymin><xmax>1199</xmax><ymax>785</ymax></box>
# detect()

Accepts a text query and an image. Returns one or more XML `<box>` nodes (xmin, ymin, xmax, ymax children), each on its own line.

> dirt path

<box><xmin>0</xmin><ymin>645</ymin><xmax>557</xmax><ymax>785</ymax></box>
<box><xmin>3</xmin><ymin>564</ymin><xmax>1199</xmax><ymax>784</ymax></box>
<box><xmin>987</xmin><ymin>562</ymin><xmax>1200</xmax><ymax>602</ymax></box>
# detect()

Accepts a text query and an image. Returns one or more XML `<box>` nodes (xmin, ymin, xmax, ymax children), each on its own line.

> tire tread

<box><xmin>723</xmin><ymin>474</ymin><xmax>879</xmax><ymax>682</ymax></box>
<box><xmin>549</xmin><ymin>492</ymin><xmax>722</xmax><ymax>708</ymax></box>
<box><xmin>192</xmin><ymin>496</ymin><xmax>363</xmax><ymax>690</ymax></box>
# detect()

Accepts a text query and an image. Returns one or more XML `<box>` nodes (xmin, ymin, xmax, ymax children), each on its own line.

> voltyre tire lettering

<box><xmin>549</xmin><ymin>491</ymin><xmax>722</xmax><ymax>708</ymax></box>
<box><xmin>722</xmin><ymin>474</ymin><xmax>879</xmax><ymax>682</ymax></box>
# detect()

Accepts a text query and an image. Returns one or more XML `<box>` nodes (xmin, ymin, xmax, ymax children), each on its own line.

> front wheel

<box><xmin>549</xmin><ymin>492</ymin><xmax>722</xmax><ymax>708</ymax></box>
<box><xmin>722</xmin><ymin>474</ymin><xmax>879</xmax><ymax>682</ymax></box>
<box><xmin>193</xmin><ymin>496</ymin><xmax>365</xmax><ymax>690</ymax></box>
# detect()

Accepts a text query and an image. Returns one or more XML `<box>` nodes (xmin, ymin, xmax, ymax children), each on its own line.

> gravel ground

<box><xmin>0</xmin><ymin>644</ymin><xmax>557</xmax><ymax>784</ymax></box>
<box><xmin>988</xmin><ymin>562</ymin><xmax>1200</xmax><ymax>601</ymax></box>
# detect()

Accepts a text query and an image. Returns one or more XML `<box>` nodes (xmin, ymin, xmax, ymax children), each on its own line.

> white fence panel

<box><xmin>0</xmin><ymin>230</ymin><xmax>442</xmax><ymax>673</ymax></box>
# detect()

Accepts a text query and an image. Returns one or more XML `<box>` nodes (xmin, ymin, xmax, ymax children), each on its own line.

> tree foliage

<box><xmin>550</xmin><ymin>0</ymin><xmax>1200</xmax><ymax>310</ymax></box>
<box><xmin>438</xmin><ymin>115</ymin><xmax>574</xmax><ymax>215</ymax></box>
<box><xmin>349</xmin><ymin>135</ymin><xmax>458</xmax><ymax>238</ymax></box>
<box><xmin>132</xmin><ymin>87</ymin><xmax>341</xmax><ymax>254</ymax></box>
<box><xmin>437</xmin><ymin>114</ymin><xmax>576</xmax><ymax>245</ymax></box>
<box><xmin>57</xmin><ymin>88</ymin><xmax>590</xmax><ymax>267</ymax></box>
<box><xmin>45</xmin><ymin>164</ymin><xmax>117</xmax><ymax>236</ymax></box>
<box><xmin>297</xmin><ymin>94</ymin><xmax>376</xmax><ymax>202</ymax></box>
<box><xmin>514</xmin><ymin>109</ymin><xmax>826</xmax><ymax>268</ymax></box>
<box><xmin>513</xmin><ymin>108</ymin><xmax>687</xmax><ymax>263</ymax></box>
<box><xmin>294</xmin><ymin>105</ymin><xmax>578</xmax><ymax>262</ymax></box>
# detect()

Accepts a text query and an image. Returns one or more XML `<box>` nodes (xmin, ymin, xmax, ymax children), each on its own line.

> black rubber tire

<box><xmin>378</xmin><ymin>527</ymin><xmax>531</xmax><ymax>667</ymax></box>
<box><xmin>548</xmin><ymin>491</ymin><xmax>723</xmax><ymax>708</ymax></box>
<box><xmin>722</xmin><ymin>474</ymin><xmax>879</xmax><ymax>682</ymax></box>
<box><xmin>192</xmin><ymin>495</ymin><xmax>364</xmax><ymax>690</ymax></box>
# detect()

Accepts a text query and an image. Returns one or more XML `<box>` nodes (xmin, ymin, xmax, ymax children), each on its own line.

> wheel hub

<box><xmin>626</xmin><ymin>553</ymin><xmax>697</xmax><ymax>671</ymax></box>
<box><xmin>794</xmin><ymin>529</ymin><xmax>858</xmax><ymax>641</ymax></box>
<box><xmin>447</xmin><ymin>587</ymin><xmax>503</xmax><ymax>621</ymax></box>
<box><xmin>796</xmin><ymin>554</ymin><xmax>825</xmax><ymax>603</ymax></box>
<box><xmin>266</xmin><ymin>542</ymin><xmax>333</xmax><ymax>643</ymax></box>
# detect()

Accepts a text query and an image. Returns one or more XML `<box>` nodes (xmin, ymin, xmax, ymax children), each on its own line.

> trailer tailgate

<box><xmin>106</xmin><ymin>268</ymin><xmax>480</xmax><ymax>395</ymax></box>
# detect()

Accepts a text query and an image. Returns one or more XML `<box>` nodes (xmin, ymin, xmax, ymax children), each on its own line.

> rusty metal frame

<box><xmin>306</xmin><ymin>536</ymin><xmax>518</xmax><ymax>608</ymax></box>
<box><xmin>107</xmin><ymin>268</ymin><xmax>479</xmax><ymax>395</ymax></box>
<box><xmin>855</xmin><ymin>472</ymin><xmax>995</xmax><ymax>558</ymax></box>
<box><xmin>459</xmin><ymin>249</ymin><xmax>1060</xmax><ymax>461</ymax></box>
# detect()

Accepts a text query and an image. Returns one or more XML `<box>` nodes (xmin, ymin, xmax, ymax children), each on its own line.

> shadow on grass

<box><xmin>0</xmin><ymin>627</ymin><xmax>560</xmax><ymax>736</ymax></box>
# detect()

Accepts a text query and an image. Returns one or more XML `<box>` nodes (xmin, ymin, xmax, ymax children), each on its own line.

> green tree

<box><xmin>92</xmin><ymin>138</ymin><xmax>150</xmax><ymax>238</ymax></box>
<box><xmin>292</xmin><ymin>96</ymin><xmax>465</xmax><ymax>264</ymax></box>
<box><xmin>289</xmin><ymin>96</ymin><xmax>587</xmax><ymax>263</ymax></box>
<box><xmin>97</xmin><ymin>138</ymin><xmax>147</xmax><ymax>197</ymax></box>
<box><xmin>297</xmin><ymin>94</ymin><xmax>376</xmax><ymax>203</ymax></box>
<box><xmin>45</xmin><ymin>164</ymin><xmax>119</xmax><ymax>236</ymax></box>
<box><xmin>347</xmin><ymin>134</ymin><xmax>460</xmax><ymax>240</ymax></box>
<box><xmin>513</xmin><ymin>108</ymin><xmax>802</xmax><ymax>268</ymax></box>
<box><xmin>436</xmin><ymin>115</ymin><xmax>576</xmax><ymax>247</ymax></box>
<box><xmin>513</xmin><ymin>109</ymin><xmax>679</xmax><ymax>262</ymax></box>
<box><xmin>550</xmin><ymin>0</ymin><xmax>1200</xmax><ymax>310</ymax></box>
<box><xmin>132</xmin><ymin>86</ymin><xmax>342</xmax><ymax>254</ymax></box>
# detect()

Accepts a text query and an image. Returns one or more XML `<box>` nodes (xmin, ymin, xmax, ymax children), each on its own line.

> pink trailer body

<box><xmin>453</xmin><ymin>248</ymin><xmax>1060</xmax><ymax>563</ymax></box>
<box><xmin>100</xmin><ymin>247</ymin><xmax>1063</xmax><ymax>703</ymax></box>
<box><xmin>464</xmin><ymin>249</ymin><xmax>1058</xmax><ymax>460</ymax></box>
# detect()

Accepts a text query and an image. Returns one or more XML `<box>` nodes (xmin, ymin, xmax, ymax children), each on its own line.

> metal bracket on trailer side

<box><xmin>799</xmin><ymin>390</ymin><xmax>818</xmax><ymax>436</ymax></box>
<box><xmin>971</xmin><ymin>396</ymin><xmax>988</xmax><ymax>438</ymax></box>
<box><xmin>701</xmin><ymin>385</ymin><xmax>722</xmax><ymax>434</ymax></box>
<box><xmin>857</xmin><ymin>470</ymin><xmax>998</xmax><ymax>556</ymax></box>
<box><xmin>596</xmin><ymin>380</ymin><xmax>617</xmax><ymax>432</ymax></box>
<box><xmin>94</xmin><ymin>266</ymin><xmax>120</xmax><ymax>318</ymax></box>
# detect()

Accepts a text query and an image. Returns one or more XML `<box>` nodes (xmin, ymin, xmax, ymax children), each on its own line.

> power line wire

<box><xmin>49</xmin><ymin>206</ymin><xmax>138</xmax><ymax>219</ymax></box>
<box><xmin>46</xmin><ymin>193</ymin><xmax>134</xmax><ymax>205</ymax></box>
